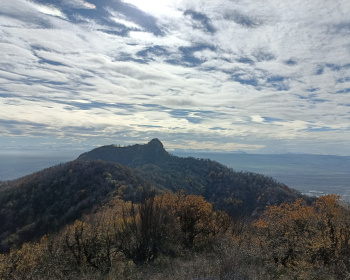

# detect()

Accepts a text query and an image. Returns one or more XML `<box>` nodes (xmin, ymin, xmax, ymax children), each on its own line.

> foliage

<box><xmin>254</xmin><ymin>195</ymin><xmax>350</xmax><ymax>278</ymax></box>
<box><xmin>2</xmin><ymin>193</ymin><xmax>350</xmax><ymax>279</ymax></box>
<box><xmin>114</xmin><ymin>191</ymin><xmax>230</xmax><ymax>264</ymax></box>
<box><xmin>0</xmin><ymin>192</ymin><xmax>231</xmax><ymax>279</ymax></box>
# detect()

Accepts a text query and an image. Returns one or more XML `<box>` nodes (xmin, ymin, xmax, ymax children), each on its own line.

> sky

<box><xmin>1</xmin><ymin>0</ymin><xmax>350</xmax><ymax>155</ymax></box>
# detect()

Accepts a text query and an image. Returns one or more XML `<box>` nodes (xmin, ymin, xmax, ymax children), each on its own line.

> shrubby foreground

<box><xmin>1</xmin><ymin>192</ymin><xmax>350</xmax><ymax>279</ymax></box>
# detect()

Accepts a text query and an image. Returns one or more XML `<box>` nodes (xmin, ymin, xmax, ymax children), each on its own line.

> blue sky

<box><xmin>1</xmin><ymin>0</ymin><xmax>350</xmax><ymax>155</ymax></box>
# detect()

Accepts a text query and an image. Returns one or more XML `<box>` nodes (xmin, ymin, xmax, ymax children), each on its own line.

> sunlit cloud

<box><xmin>27</xmin><ymin>1</ymin><xmax>67</xmax><ymax>19</ymax></box>
<box><xmin>121</xmin><ymin>0</ymin><xmax>181</xmax><ymax>18</ymax></box>
<box><xmin>66</xmin><ymin>0</ymin><xmax>96</xmax><ymax>9</ymax></box>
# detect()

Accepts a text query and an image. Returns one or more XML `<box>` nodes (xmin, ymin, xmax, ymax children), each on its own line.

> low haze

<box><xmin>1</xmin><ymin>1</ymin><xmax>350</xmax><ymax>154</ymax></box>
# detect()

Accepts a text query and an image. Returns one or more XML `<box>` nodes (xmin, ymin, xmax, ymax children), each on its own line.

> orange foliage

<box><xmin>254</xmin><ymin>194</ymin><xmax>350</xmax><ymax>270</ymax></box>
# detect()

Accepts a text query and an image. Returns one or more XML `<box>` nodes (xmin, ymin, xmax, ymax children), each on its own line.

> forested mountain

<box><xmin>0</xmin><ymin>139</ymin><xmax>306</xmax><ymax>254</ymax></box>
<box><xmin>78</xmin><ymin>139</ymin><xmax>306</xmax><ymax>216</ymax></box>
<box><xmin>2</xmin><ymin>140</ymin><xmax>350</xmax><ymax>279</ymax></box>
<box><xmin>0</xmin><ymin>160</ymin><xmax>151</xmax><ymax>253</ymax></box>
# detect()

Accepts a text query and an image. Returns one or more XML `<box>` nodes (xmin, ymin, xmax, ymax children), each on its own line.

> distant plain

<box><xmin>174</xmin><ymin>152</ymin><xmax>350</xmax><ymax>200</ymax></box>
<box><xmin>0</xmin><ymin>152</ymin><xmax>78</xmax><ymax>181</ymax></box>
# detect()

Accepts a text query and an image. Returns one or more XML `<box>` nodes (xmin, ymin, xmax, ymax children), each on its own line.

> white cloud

<box><xmin>251</xmin><ymin>115</ymin><xmax>264</xmax><ymax>123</ymax></box>
<box><xmin>0</xmin><ymin>0</ymin><xmax>350</xmax><ymax>154</ymax></box>
<box><xmin>121</xmin><ymin>0</ymin><xmax>182</xmax><ymax>18</ymax></box>
<box><xmin>22</xmin><ymin>0</ymin><xmax>67</xmax><ymax>19</ymax></box>
<box><xmin>110</xmin><ymin>17</ymin><xmax>142</xmax><ymax>29</ymax></box>
<box><xmin>62</xmin><ymin>0</ymin><xmax>96</xmax><ymax>9</ymax></box>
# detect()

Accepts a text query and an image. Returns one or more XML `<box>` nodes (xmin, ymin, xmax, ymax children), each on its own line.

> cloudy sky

<box><xmin>1</xmin><ymin>0</ymin><xmax>350</xmax><ymax>155</ymax></box>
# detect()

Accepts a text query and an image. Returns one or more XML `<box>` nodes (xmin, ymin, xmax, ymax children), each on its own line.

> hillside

<box><xmin>173</xmin><ymin>151</ymin><xmax>350</xmax><ymax>199</ymax></box>
<box><xmin>0</xmin><ymin>139</ymin><xmax>306</xmax><ymax>253</ymax></box>
<box><xmin>78</xmin><ymin>139</ymin><xmax>306</xmax><ymax>212</ymax></box>
<box><xmin>0</xmin><ymin>160</ymin><xmax>151</xmax><ymax>253</ymax></box>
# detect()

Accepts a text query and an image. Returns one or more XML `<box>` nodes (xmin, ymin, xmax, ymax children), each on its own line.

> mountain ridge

<box><xmin>77</xmin><ymin>138</ymin><xmax>171</xmax><ymax>167</ymax></box>
<box><xmin>75</xmin><ymin>139</ymin><xmax>306</xmax><ymax>212</ymax></box>
<box><xmin>0</xmin><ymin>139</ymin><xmax>308</xmax><ymax>253</ymax></box>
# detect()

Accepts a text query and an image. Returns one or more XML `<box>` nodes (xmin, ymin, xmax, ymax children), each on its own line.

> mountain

<box><xmin>0</xmin><ymin>160</ymin><xmax>153</xmax><ymax>253</ymax></box>
<box><xmin>77</xmin><ymin>139</ymin><xmax>306</xmax><ymax>214</ymax></box>
<box><xmin>77</xmin><ymin>138</ymin><xmax>171</xmax><ymax>167</ymax></box>
<box><xmin>0</xmin><ymin>139</ymin><xmax>307</xmax><ymax>253</ymax></box>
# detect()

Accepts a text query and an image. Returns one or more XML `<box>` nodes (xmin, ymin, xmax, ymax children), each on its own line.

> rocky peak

<box><xmin>147</xmin><ymin>138</ymin><xmax>164</xmax><ymax>149</ymax></box>
<box><xmin>77</xmin><ymin>138</ymin><xmax>171</xmax><ymax>167</ymax></box>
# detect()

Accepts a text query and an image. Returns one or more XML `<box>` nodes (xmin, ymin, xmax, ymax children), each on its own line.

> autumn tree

<box><xmin>0</xmin><ymin>191</ymin><xmax>232</xmax><ymax>278</ymax></box>
<box><xmin>254</xmin><ymin>198</ymin><xmax>317</xmax><ymax>270</ymax></box>
<box><xmin>172</xmin><ymin>191</ymin><xmax>230</xmax><ymax>249</ymax></box>
<box><xmin>114</xmin><ymin>196</ymin><xmax>175</xmax><ymax>265</ymax></box>
<box><xmin>254</xmin><ymin>194</ymin><xmax>350</xmax><ymax>278</ymax></box>
<box><xmin>114</xmin><ymin>191</ymin><xmax>230</xmax><ymax>264</ymax></box>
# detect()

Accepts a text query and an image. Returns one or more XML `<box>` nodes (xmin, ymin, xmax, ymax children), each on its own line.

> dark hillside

<box><xmin>77</xmin><ymin>139</ymin><xmax>307</xmax><ymax>216</ymax></box>
<box><xmin>0</xmin><ymin>160</ymin><xmax>150</xmax><ymax>253</ymax></box>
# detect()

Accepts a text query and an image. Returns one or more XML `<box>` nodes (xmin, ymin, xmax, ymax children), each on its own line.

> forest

<box><xmin>1</xmin><ymin>192</ymin><xmax>350</xmax><ymax>279</ymax></box>
<box><xmin>0</xmin><ymin>139</ymin><xmax>349</xmax><ymax>279</ymax></box>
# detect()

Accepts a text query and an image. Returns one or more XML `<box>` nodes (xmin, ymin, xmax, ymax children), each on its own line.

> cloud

<box><xmin>183</xmin><ymin>10</ymin><xmax>216</xmax><ymax>33</ymax></box>
<box><xmin>25</xmin><ymin>1</ymin><xmax>67</xmax><ymax>19</ymax></box>
<box><xmin>226</xmin><ymin>11</ymin><xmax>262</xmax><ymax>28</ymax></box>
<box><xmin>62</xmin><ymin>0</ymin><xmax>96</xmax><ymax>9</ymax></box>
<box><xmin>1</xmin><ymin>0</ymin><xmax>350</xmax><ymax>155</ymax></box>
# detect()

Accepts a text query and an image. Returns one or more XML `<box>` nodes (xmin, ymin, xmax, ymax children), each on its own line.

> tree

<box><xmin>254</xmin><ymin>194</ymin><xmax>350</xmax><ymax>278</ymax></box>
<box><xmin>255</xmin><ymin>198</ymin><xmax>317</xmax><ymax>270</ymax></box>
<box><xmin>114</xmin><ymin>191</ymin><xmax>231</xmax><ymax>264</ymax></box>
<box><xmin>115</xmin><ymin>193</ymin><xmax>179</xmax><ymax>265</ymax></box>
<box><xmin>173</xmin><ymin>191</ymin><xmax>230</xmax><ymax>249</ymax></box>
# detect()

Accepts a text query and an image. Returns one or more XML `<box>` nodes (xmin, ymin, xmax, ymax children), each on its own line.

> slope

<box><xmin>0</xmin><ymin>139</ymin><xmax>307</xmax><ymax>253</ymax></box>
<box><xmin>0</xmin><ymin>160</ymin><xmax>151</xmax><ymax>253</ymax></box>
<box><xmin>77</xmin><ymin>139</ymin><xmax>306</xmax><ymax>216</ymax></box>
